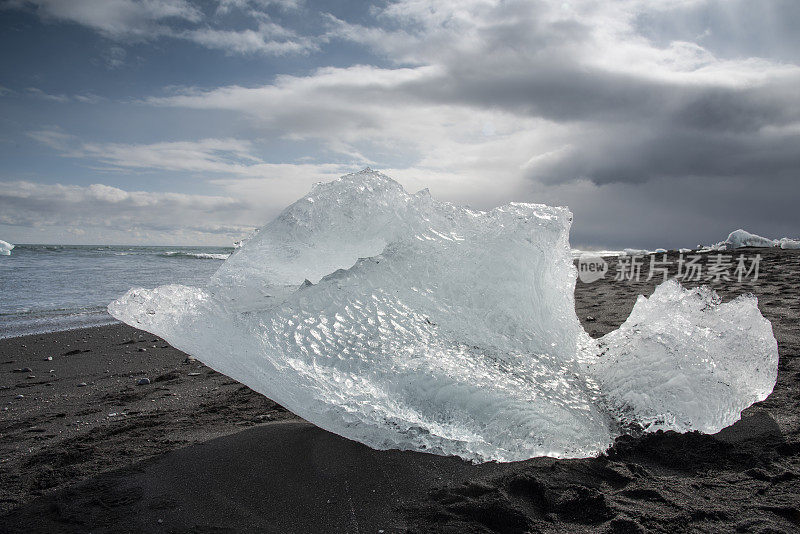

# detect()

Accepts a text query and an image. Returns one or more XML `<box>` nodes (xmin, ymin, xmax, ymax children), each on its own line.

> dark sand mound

<box><xmin>0</xmin><ymin>325</ymin><xmax>295</xmax><ymax>517</ymax></box>
<box><xmin>1</xmin><ymin>249</ymin><xmax>799</xmax><ymax>532</ymax></box>
<box><xmin>0</xmin><ymin>421</ymin><xmax>511</xmax><ymax>533</ymax></box>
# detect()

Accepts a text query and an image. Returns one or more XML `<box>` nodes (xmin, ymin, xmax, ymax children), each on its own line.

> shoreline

<box><xmin>0</xmin><ymin>315</ymin><xmax>119</xmax><ymax>343</ymax></box>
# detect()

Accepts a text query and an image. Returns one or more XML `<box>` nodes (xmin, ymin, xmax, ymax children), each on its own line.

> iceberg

<box><xmin>699</xmin><ymin>229</ymin><xmax>800</xmax><ymax>252</ymax></box>
<box><xmin>109</xmin><ymin>169</ymin><xmax>778</xmax><ymax>462</ymax></box>
<box><xmin>778</xmin><ymin>237</ymin><xmax>800</xmax><ymax>250</ymax></box>
<box><xmin>720</xmin><ymin>229</ymin><xmax>777</xmax><ymax>249</ymax></box>
<box><xmin>0</xmin><ymin>240</ymin><xmax>13</xmax><ymax>256</ymax></box>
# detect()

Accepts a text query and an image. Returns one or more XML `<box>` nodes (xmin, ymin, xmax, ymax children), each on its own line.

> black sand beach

<box><xmin>1</xmin><ymin>249</ymin><xmax>799</xmax><ymax>533</ymax></box>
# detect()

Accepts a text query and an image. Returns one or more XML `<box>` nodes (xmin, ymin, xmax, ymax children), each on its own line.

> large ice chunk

<box><xmin>109</xmin><ymin>170</ymin><xmax>778</xmax><ymax>462</ymax></box>
<box><xmin>0</xmin><ymin>240</ymin><xmax>13</xmax><ymax>256</ymax></box>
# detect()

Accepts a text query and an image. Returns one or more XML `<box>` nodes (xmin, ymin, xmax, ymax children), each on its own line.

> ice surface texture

<box><xmin>595</xmin><ymin>280</ymin><xmax>777</xmax><ymax>434</ymax></box>
<box><xmin>0</xmin><ymin>240</ymin><xmax>13</xmax><ymax>256</ymax></box>
<box><xmin>109</xmin><ymin>170</ymin><xmax>778</xmax><ymax>462</ymax></box>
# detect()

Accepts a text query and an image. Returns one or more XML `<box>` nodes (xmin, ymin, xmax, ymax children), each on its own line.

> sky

<box><xmin>0</xmin><ymin>0</ymin><xmax>798</xmax><ymax>248</ymax></box>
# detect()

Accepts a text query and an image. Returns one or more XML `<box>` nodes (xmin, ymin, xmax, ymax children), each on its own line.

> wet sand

<box><xmin>1</xmin><ymin>248</ymin><xmax>799</xmax><ymax>532</ymax></box>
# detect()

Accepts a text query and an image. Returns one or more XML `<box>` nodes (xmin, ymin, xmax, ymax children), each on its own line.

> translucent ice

<box><xmin>109</xmin><ymin>170</ymin><xmax>778</xmax><ymax>462</ymax></box>
<box><xmin>593</xmin><ymin>280</ymin><xmax>777</xmax><ymax>434</ymax></box>
<box><xmin>0</xmin><ymin>240</ymin><xmax>13</xmax><ymax>256</ymax></box>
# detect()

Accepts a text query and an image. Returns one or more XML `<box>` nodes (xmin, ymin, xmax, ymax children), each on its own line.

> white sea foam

<box><xmin>109</xmin><ymin>169</ymin><xmax>778</xmax><ymax>462</ymax></box>
<box><xmin>162</xmin><ymin>251</ymin><xmax>230</xmax><ymax>260</ymax></box>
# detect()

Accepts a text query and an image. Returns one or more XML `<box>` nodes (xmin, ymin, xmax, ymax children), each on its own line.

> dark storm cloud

<box><xmin>388</xmin><ymin>6</ymin><xmax>800</xmax><ymax>187</ymax></box>
<box><xmin>561</xmin><ymin>174</ymin><xmax>800</xmax><ymax>250</ymax></box>
<box><xmin>527</xmin><ymin>122</ymin><xmax>800</xmax><ymax>185</ymax></box>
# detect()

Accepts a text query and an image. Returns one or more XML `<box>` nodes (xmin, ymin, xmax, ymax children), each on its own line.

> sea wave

<box><xmin>0</xmin><ymin>306</ymin><xmax>116</xmax><ymax>339</ymax></box>
<box><xmin>111</xmin><ymin>250</ymin><xmax>231</xmax><ymax>260</ymax></box>
<box><xmin>161</xmin><ymin>251</ymin><xmax>231</xmax><ymax>260</ymax></box>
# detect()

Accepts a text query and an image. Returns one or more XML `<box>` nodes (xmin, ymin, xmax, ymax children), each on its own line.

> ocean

<box><xmin>0</xmin><ymin>244</ymin><xmax>233</xmax><ymax>339</ymax></box>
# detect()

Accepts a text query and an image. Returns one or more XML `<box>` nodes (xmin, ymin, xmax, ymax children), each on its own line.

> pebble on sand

<box><xmin>137</xmin><ymin>378</ymin><xmax>151</xmax><ymax>386</ymax></box>
<box><xmin>77</xmin><ymin>382</ymin><xmax>88</xmax><ymax>387</ymax></box>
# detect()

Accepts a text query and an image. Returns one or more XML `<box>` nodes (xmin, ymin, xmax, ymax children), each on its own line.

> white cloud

<box><xmin>182</xmin><ymin>23</ymin><xmax>315</xmax><ymax>55</ymax></box>
<box><xmin>26</xmin><ymin>87</ymin><xmax>70</xmax><ymax>102</ymax></box>
<box><xmin>9</xmin><ymin>0</ymin><xmax>315</xmax><ymax>56</ymax></box>
<box><xmin>141</xmin><ymin>64</ymin><xmax>565</xmax><ymax>203</ymax></box>
<box><xmin>25</xmin><ymin>88</ymin><xmax>106</xmax><ymax>104</ymax></box>
<box><xmin>29</xmin><ymin>131</ymin><xmax>265</xmax><ymax>174</ymax></box>
<box><xmin>0</xmin><ymin>162</ymin><xmax>372</xmax><ymax>244</ymax></box>
<box><xmin>215</xmin><ymin>0</ymin><xmax>301</xmax><ymax>16</ymax></box>
<box><xmin>0</xmin><ymin>180</ymin><xmax>255</xmax><ymax>244</ymax></box>
<box><xmin>24</xmin><ymin>131</ymin><xmax>360</xmax><ymax>233</ymax></box>
<box><xmin>22</xmin><ymin>0</ymin><xmax>202</xmax><ymax>39</ymax></box>
<box><xmin>142</xmin><ymin>0</ymin><xmax>800</xmax><ymax>193</ymax></box>
<box><xmin>102</xmin><ymin>45</ymin><xmax>127</xmax><ymax>68</ymax></box>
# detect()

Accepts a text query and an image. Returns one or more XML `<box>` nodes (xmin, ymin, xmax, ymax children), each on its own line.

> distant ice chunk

<box><xmin>0</xmin><ymin>240</ymin><xmax>13</xmax><ymax>256</ymax></box>
<box><xmin>720</xmin><ymin>229</ymin><xmax>777</xmax><ymax>249</ymax></box>
<box><xmin>702</xmin><ymin>229</ymin><xmax>800</xmax><ymax>251</ymax></box>
<box><xmin>622</xmin><ymin>248</ymin><xmax>649</xmax><ymax>256</ymax></box>
<box><xmin>778</xmin><ymin>237</ymin><xmax>800</xmax><ymax>249</ymax></box>
<box><xmin>109</xmin><ymin>169</ymin><xmax>779</xmax><ymax>462</ymax></box>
